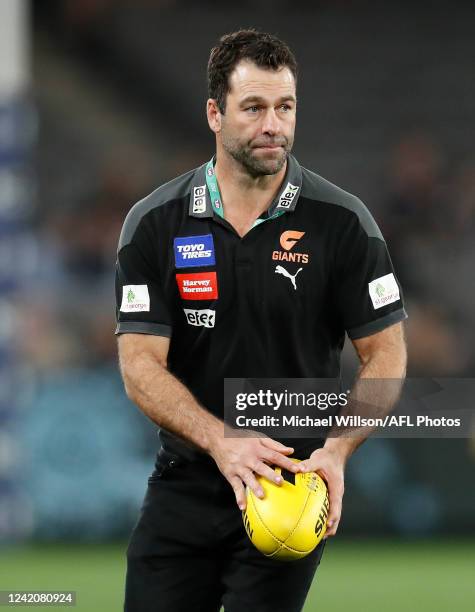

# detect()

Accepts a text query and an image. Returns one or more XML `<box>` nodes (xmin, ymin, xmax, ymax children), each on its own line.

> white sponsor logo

<box><xmin>184</xmin><ymin>309</ymin><xmax>216</xmax><ymax>328</ymax></box>
<box><xmin>368</xmin><ymin>273</ymin><xmax>400</xmax><ymax>309</ymax></box>
<box><xmin>276</xmin><ymin>182</ymin><xmax>299</xmax><ymax>209</ymax></box>
<box><xmin>192</xmin><ymin>185</ymin><xmax>207</xmax><ymax>213</ymax></box>
<box><xmin>176</xmin><ymin>243</ymin><xmax>212</xmax><ymax>259</ymax></box>
<box><xmin>275</xmin><ymin>265</ymin><xmax>303</xmax><ymax>290</ymax></box>
<box><xmin>120</xmin><ymin>285</ymin><xmax>150</xmax><ymax>312</ymax></box>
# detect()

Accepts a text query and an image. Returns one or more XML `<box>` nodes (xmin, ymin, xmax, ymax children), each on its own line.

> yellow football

<box><xmin>242</xmin><ymin>459</ymin><xmax>329</xmax><ymax>561</ymax></box>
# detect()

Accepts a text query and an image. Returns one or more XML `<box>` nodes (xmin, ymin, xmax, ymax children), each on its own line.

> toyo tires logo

<box><xmin>174</xmin><ymin>234</ymin><xmax>216</xmax><ymax>268</ymax></box>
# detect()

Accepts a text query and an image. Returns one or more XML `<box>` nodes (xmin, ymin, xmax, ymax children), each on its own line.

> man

<box><xmin>116</xmin><ymin>29</ymin><xmax>407</xmax><ymax>612</ymax></box>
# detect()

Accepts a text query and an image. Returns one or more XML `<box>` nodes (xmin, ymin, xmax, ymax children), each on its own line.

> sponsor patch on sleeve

<box><xmin>176</xmin><ymin>272</ymin><xmax>218</xmax><ymax>300</ymax></box>
<box><xmin>120</xmin><ymin>285</ymin><xmax>150</xmax><ymax>312</ymax></box>
<box><xmin>174</xmin><ymin>234</ymin><xmax>215</xmax><ymax>268</ymax></box>
<box><xmin>368</xmin><ymin>273</ymin><xmax>400</xmax><ymax>309</ymax></box>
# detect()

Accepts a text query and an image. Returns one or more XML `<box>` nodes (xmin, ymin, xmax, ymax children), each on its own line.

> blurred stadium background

<box><xmin>1</xmin><ymin>1</ymin><xmax>474</xmax><ymax>610</ymax></box>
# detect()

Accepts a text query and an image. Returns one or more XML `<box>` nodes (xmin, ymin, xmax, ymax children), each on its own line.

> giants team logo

<box><xmin>174</xmin><ymin>234</ymin><xmax>215</xmax><ymax>268</ymax></box>
<box><xmin>176</xmin><ymin>272</ymin><xmax>218</xmax><ymax>300</ymax></box>
<box><xmin>272</xmin><ymin>230</ymin><xmax>309</xmax><ymax>264</ymax></box>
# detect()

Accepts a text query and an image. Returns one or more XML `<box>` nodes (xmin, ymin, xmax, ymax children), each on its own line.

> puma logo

<box><xmin>275</xmin><ymin>265</ymin><xmax>303</xmax><ymax>290</ymax></box>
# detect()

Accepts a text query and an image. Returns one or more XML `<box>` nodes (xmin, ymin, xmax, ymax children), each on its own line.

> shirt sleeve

<box><xmin>333</xmin><ymin>208</ymin><xmax>407</xmax><ymax>340</ymax></box>
<box><xmin>115</xmin><ymin>212</ymin><xmax>172</xmax><ymax>337</ymax></box>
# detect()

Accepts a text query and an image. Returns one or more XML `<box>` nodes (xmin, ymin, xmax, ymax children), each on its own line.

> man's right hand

<box><xmin>208</xmin><ymin>429</ymin><xmax>299</xmax><ymax>510</ymax></box>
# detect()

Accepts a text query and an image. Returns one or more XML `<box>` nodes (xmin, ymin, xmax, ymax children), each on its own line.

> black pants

<box><xmin>125</xmin><ymin>449</ymin><xmax>326</xmax><ymax>612</ymax></box>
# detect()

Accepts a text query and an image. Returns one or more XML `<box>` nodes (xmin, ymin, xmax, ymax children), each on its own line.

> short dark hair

<box><xmin>207</xmin><ymin>29</ymin><xmax>298</xmax><ymax>114</ymax></box>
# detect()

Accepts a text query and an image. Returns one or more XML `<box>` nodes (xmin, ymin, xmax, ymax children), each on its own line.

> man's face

<box><xmin>218</xmin><ymin>60</ymin><xmax>297</xmax><ymax>177</ymax></box>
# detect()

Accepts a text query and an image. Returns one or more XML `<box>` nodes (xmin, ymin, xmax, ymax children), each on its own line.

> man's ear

<box><xmin>207</xmin><ymin>99</ymin><xmax>222</xmax><ymax>133</ymax></box>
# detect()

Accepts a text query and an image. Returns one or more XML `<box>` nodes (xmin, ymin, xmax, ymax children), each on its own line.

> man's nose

<box><xmin>261</xmin><ymin>108</ymin><xmax>280</xmax><ymax>135</ymax></box>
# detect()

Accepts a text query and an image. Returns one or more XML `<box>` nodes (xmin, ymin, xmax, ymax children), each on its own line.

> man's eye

<box><xmin>280</xmin><ymin>104</ymin><xmax>291</xmax><ymax>112</ymax></box>
<box><xmin>246</xmin><ymin>106</ymin><xmax>259</xmax><ymax>113</ymax></box>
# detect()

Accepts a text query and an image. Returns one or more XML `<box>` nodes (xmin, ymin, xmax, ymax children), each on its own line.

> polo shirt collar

<box><xmin>188</xmin><ymin>154</ymin><xmax>303</xmax><ymax>219</ymax></box>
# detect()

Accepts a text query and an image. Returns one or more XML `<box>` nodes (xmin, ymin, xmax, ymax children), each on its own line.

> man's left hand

<box><xmin>299</xmin><ymin>446</ymin><xmax>346</xmax><ymax>538</ymax></box>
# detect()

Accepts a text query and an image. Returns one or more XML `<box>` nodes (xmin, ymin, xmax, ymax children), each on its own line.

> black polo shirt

<box><xmin>115</xmin><ymin>155</ymin><xmax>407</xmax><ymax>455</ymax></box>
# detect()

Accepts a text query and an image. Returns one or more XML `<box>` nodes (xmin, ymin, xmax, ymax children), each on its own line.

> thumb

<box><xmin>298</xmin><ymin>455</ymin><xmax>320</xmax><ymax>472</ymax></box>
<box><xmin>299</xmin><ymin>454</ymin><xmax>326</xmax><ymax>475</ymax></box>
<box><xmin>299</xmin><ymin>459</ymin><xmax>316</xmax><ymax>473</ymax></box>
<box><xmin>299</xmin><ymin>448</ymin><xmax>325</xmax><ymax>473</ymax></box>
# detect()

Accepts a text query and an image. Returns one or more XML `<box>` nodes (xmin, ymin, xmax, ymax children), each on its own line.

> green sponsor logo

<box><xmin>375</xmin><ymin>283</ymin><xmax>385</xmax><ymax>297</ymax></box>
<box><xmin>127</xmin><ymin>288</ymin><xmax>135</xmax><ymax>303</ymax></box>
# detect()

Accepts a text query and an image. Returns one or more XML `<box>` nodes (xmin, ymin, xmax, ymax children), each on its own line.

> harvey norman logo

<box><xmin>276</xmin><ymin>182</ymin><xmax>299</xmax><ymax>210</ymax></box>
<box><xmin>174</xmin><ymin>234</ymin><xmax>215</xmax><ymax>268</ymax></box>
<box><xmin>192</xmin><ymin>185</ymin><xmax>207</xmax><ymax>214</ymax></box>
<box><xmin>272</xmin><ymin>230</ymin><xmax>309</xmax><ymax>264</ymax></box>
<box><xmin>184</xmin><ymin>309</ymin><xmax>215</xmax><ymax>328</ymax></box>
<box><xmin>176</xmin><ymin>272</ymin><xmax>218</xmax><ymax>300</ymax></box>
